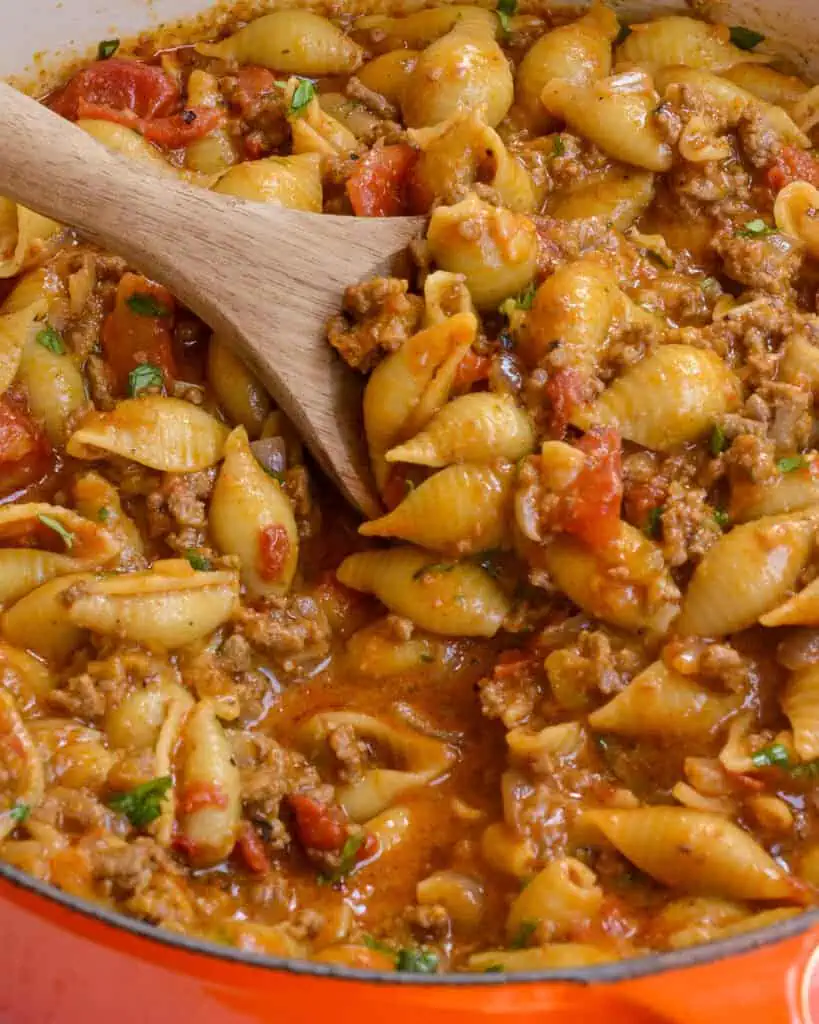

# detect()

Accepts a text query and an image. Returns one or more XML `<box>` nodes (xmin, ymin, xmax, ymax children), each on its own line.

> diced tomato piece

<box><xmin>228</xmin><ymin>67</ymin><xmax>278</xmax><ymax>118</ymax></box>
<box><xmin>346</xmin><ymin>144</ymin><xmax>418</xmax><ymax>218</ymax></box>
<box><xmin>258</xmin><ymin>523</ymin><xmax>291</xmax><ymax>582</ymax></box>
<box><xmin>556</xmin><ymin>427</ymin><xmax>623</xmax><ymax>549</ymax></box>
<box><xmin>101</xmin><ymin>272</ymin><xmax>176</xmax><ymax>395</ymax></box>
<box><xmin>0</xmin><ymin>394</ymin><xmax>52</xmax><ymax>498</ymax></box>
<box><xmin>172</xmin><ymin>835</ymin><xmax>200</xmax><ymax>859</ymax></box>
<box><xmin>356</xmin><ymin>831</ymin><xmax>379</xmax><ymax>863</ymax></box>
<box><xmin>624</xmin><ymin>479</ymin><xmax>667</xmax><ymax>527</ymax></box>
<box><xmin>289</xmin><ymin>794</ymin><xmax>346</xmax><ymax>852</ymax></box>
<box><xmin>178</xmin><ymin>781</ymin><xmax>228</xmax><ymax>815</ymax></box>
<box><xmin>141</xmin><ymin>108</ymin><xmax>222</xmax><ymax>148</ymax></box>
<box><xmin>765</xmin><ymin>146</ymin><xmax>819</xmax><ymax>192</ymax></box>
<box><xmin>50</xmin><ymin>59</ymin><xmax>179</xmax><ymax>121</ymax></box>
<box><xmin>452</xmin><ymin>348</ymin><xmax>492</xmax><ymax>393</ymax></box>
<box><xmin>236</xmin><ymin>821</ymin><xmax>271</xmax><ymax>874</ymax></box>
<box><xmin>545</xmin><ymin>367</ymin><xmax>589</xmax><ymax>438</ymax></box>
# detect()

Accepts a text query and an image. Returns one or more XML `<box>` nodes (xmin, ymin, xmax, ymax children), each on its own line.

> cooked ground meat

<box><xmin>345</xmin><ymin>75</ymin><xmax>398</xmax><ymax>120</ymax></box>
<box><xmin>663</xmin><ymin>638</ymin><xmax>752</xmax><ymax>694</ymax></box>
<box><xmin>659</xmin><ymin>483</ymin><xmax>722</xmax><ymax>568</ymax></box>
<box><xmin>327</xmin><ymin>277</ymin><xmax>424</xmax><ymax>371</ymax></box>
<box><xmin>31</xmin><ymin>788</ymin><xmax>113</xmax><ymax>834</ymax></box>
<box><xmin>723</xmin><ymin>432</ymin><xmax>779</xmax><ymax>485</ymax></box>
<box><xmin>546</xmin><ymin>631</ymin><xmax>642</xmax><ymax>700</ymax></box>
<box><xmin>711</xmin><ymin>225</ymin><xmax>802</xmax><ymax>295</ymax></box>
<box><xmin>403</xmin><ymin>903</ymin><xmax>451</xmax><ymax>943</ymax></box>
<box><xmin>237</xmin><ymin>593</ymin><xmax>332</xmax><ymax>672</ymax></box>
<box><xmin>478</xmin><ymin>661</ymin><xmax>543</xmax><ymax>730</ymax></box>
<box><xmin>85</xmin><ymin>353</ymin><xmax>117</xmax><ymax>410</ymax></box>
<box><xmin>327</xmin><ymin>723</ymin><xmax>368</xmax><ymax>783</ymax></box>
<box><xmin>89</xmin><ymin>836</ymin><xmax>179</xmax><ymax>900</ymax></box>
<box><xmin>146</xmin><ymin>468</ymin><xmax>216</xmax><ymax>551</ymax></box>
<box><xmin>125</xmin><ymin>872</ymin><xmax>196</xmax><ymax>931</ymax></box>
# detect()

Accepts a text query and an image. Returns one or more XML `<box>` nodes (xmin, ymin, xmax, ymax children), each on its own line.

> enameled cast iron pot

<box><xmin>2</xmin><ymin>0</ymin><xmax>819</xmax><ymax>1019</ymax></box>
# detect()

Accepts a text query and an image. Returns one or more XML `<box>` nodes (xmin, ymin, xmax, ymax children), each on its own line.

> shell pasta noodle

<box><xmin>4</xmin><ymin>1</ymin><xmax>819</xmax><ymax>979</ymax></box>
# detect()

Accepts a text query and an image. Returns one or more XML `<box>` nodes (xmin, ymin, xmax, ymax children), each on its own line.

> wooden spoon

<box><xmin>0</xmin><ymin>81</ymin><xmax>425</xmax><ymax>519</ymax></box>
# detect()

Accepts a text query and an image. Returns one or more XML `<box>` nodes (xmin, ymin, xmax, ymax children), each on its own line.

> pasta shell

<box><xmin>359</xmin><ymin>462</ymin><xmax>514</xmax><ymax>555</ymax></box>
<box><xmin>206</xmin><ymin>334</ymin><xmax>271</xmax><ymax>439</ymax></box>
<box><xmin>0</xmin><ymin>689</ymin><xmax>45</xmax><ymax>841</ymax></box>
<box><xmin>722</xmin><ymin>65</ymin><xmax>809</xmax><ymax>109</ymax></box>
<box><xmin>779</xmin><ymin>334</ymin><xmax>819</xmax><ymax>391</ymax></box>
<box><xmin>287</xmin><ymin>84</ymin><xmax>359</xmax><ymax>162</ymax></box>
<box><xmin>337</xmin><ymin>546</ymin><xmax>510</xmax><ymax>637</ymax></box>
<box><xmin>426</xmin><ymin>193</ymin><xmax>538</xmax><ymax>310</ymax></box>
<box><xmin>535</xmin><ymin>522</ymin><xmax>680</xmax><ymax>633</ymax></box>
<box><xmin>730</xmin><ymin>469</ymin><xmax>819</xmax><ymax>523</ymax></box>
<box><xmin>422</xmin><ymin>271</ymin><xmax>475</xmax><ymax>326</ymax></box>
<box><xmin>184</xmin><ymin>70</ymin><xmax>238</xmax><ymax>176</ymax></box>
<box><xmin>388</xmin><ymin>394</ymin><xmax>534</xmax><ymax>468</ymax></box>
<box><xmin>468</xmin><ymin>945</ymin><xmax>614</xmax><ymax>972</ymax></box>
<box><xmin>582</xmin><ymin>808</ymin><xmax>801</xmax><ymax>902</ymax></box>
<box><xmin>0</xmin><ymin>502</ymin><xmax>120</xmax><ymax>607</ymax></box>
<box><xmin>783</xmin><ymin>665</ymin><xmax>819</xmax><ymax>760</ymax></box>
<box><xmin>616</xmin><ymin>17</ymin><xmax>770</xmax><ymax>75</ymax></box>
<box><xmin>761</xmin><ymin>575</ymin><xmax>819</xmax><ymax>627</ymax></box>
<box><xmin>506</xmin><ymin>857</ymin><xmax>603</xmax><ymax>943</ymax></box>
<box><xmin>18</xmin><ymin>328</ymin><xmax>86</xmax><ymax>445</ymax></box>
<box><xmin>178</xmin><ymin>699</ymin><xmax>241</xmax><ymax>867</ymax></box>
<box><xmin>106</xmin><ymin>677</ymin><xmax>193</xmax><ymax>751</ymax></box>
<box><xmin>774</xmin><ymin>182</ymin><xmax>819</xmax><ymax>259</ymax></box>
<box><xmin>353</xmin><ymin>8</ymin><xmax>497</xmax><ymax>53</ymax></box>
<box><xmin>64</xmin><ymin>561</ymin><xmax>239</xmax><ymax>649</ymax></box>
<box><xmin>2</xmin><ymin>573</ymin><xmax>89</xmax><ymax>662</ymax></box>
<box><xmin>588</xmin><ymin>661</ymin><xmax>739</xmax><ymax>738</ymax></box>
<box><xmin>549</xmin><ymin>169</ymin><xmax>655</xmax><ymax>232</ymax></box>
<box><xmin>0</xmin><ymin>199</ymin><xmax>60</xmax><ymax>280</ymax></box>
<box><xmin>72</xmin><ymin>472</ymin><xmax>145</xmax><ymax>570</ymax></box>
<box><xmin>213</xmin><ymin>153</ymin><xmax>323</xmax><ymax>212</ymax></box>
<box><xmin>344</xmin><ymin>617</ymin><xmax>440</xmax><ymax>678</ymax></box>
<box><xmin>210</xmin><ymin>426</ymin><xmax>298</xmax><ymax>597</ymax></box>
<box><xmin>541</xmin><ymin>72</ymin><xmax>672</xmax><ymax>172</ymax></box>
<box><xmin>0</xmin><ymin>269</ymin><xmax>54</xmax><ymax>394</ymax></box>
<box><xmin>363</xmin><ymin>312</ymin><xmax>477</xmax><ymax>491</ymax></box>
<box><xmin>678</xmin><ymin>514</ymin><xmax>814</xmax><ymax>636</ymax></box>
<box><xmin>67</xmin><ymin>396</ymin><xmax>229</xmax><ymax>472</ymax></box>
<box><xmin>514</xmin><ymin>2</ymin><xmax>618</xmax><ymax>133</ymax></box>
<box><xmin>481</xmin><ymin>821</ymin><xmax>537</xmax><ymax>878</ymax></box>
<box><xmin>574</xmin><ymin>344</ymin><xmax>741</xmax><ymax>451</ymax></box>
<box><xmin>195</xmin><ymin>11</ymin><xmax>363</xmax><ymax>74</ymax></box>
<box><xmin>0</xmin><ymin>641</ymin><xmax>53</xmax><ymax>710</ymax></box>
<box><xmin>78</xmin><ymin>119</ymin><xmax>176</xmax><ymax>175</ymax></box>
<box><xmin>356</xmin><ymin>50</ymin><xmax>420</xmax><ymax>106</ymax></box>
<box><xmin>402</xmin><ymin>22</ymin><xmax>513</xmax><ymax>129</ymax></box>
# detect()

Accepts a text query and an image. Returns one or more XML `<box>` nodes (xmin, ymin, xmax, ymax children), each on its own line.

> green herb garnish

<box><xmin>97</xmin><ymin>507</ymin><xmax>112</xmax><ymax>522</ymax></box>
<box><xmin>290</xmin><ymin>78</ymin><xmax>317</xmax><ymax>116</ymax></box>
<box><xmin>552</xmin><ymin>134</ymin><xmax>565</xmax><ymax>158</ymax></box>
<box><xmin>127</xmin><ymin>362</ymin><xmax>164</xmax><ymax>397</ymax></box>
<box><xmin>362</xmin><ymin>935</ymin><xmax>393</xmax><ymax>955</ymax></box>
<box><xmin>396</xmin><ymin>948</ymin><xmax>439</xmax><ymax>974</ymax></box>
<box><xmin>185</xmin><ymin>550</ymin><xmax>212</xmax><ymax>572</ymax></box>
<box><xmin>751</xmin><ymin>743</ymin><xmax>791</xmax><ymax>769</ymax></box>
<box><xmin>709</xmin><ymin>424</ymin><xmax>728</xmax><ymax>456</ymax></box>
<box><xmin>730</xmin><ymin>25</ymin><xmax>765</xmax><ymax>50</ymax></box>
<box><xmin>714</xmin><ymin>508</ymin><xmax>730</xmax><ymax>529</ymax></box>
<box><xmin>736</xmin><ymin>218</ymin><xmax>776</xmax><ymax>238</ymax></box>
<box><xmin>318</xmin><ymin>832</ymin><xmax>365</xmax><ymax>885</ymax></box>
<box><xmin>108</xmin><ymin>776</ymin><xmax>172</xmax><ymax>827</ymax></box>
<box><xmin>644</xmin><ymin>506</ymin><xmax>663</xmax><ymax>538</ymax></box>
<box><xmin>515</xmin><ymin>283</ymin><xmax>536</xmax><ymax>310</ymax></box>
<box><xmin>792</xmin><ymin>759</ymin><xmax>819</xmax><ymax>780</ymax></box>
<box><xmin>36</xmin><ymin>324</ymin><xmax>65</xmax><ymax>354</ymax></box>
<box><xmin>97</xmin><ymin>38</ymin><xmax>120</xmax><ymax>59</ymax></box>
<box><xmin>126</xmin><ymin>292</ymin><xmax>170</xmax><ymax>317</ymax></box>
<box><xmin>412</xmin><ymin>561</ymin><xmax>455</xmax><ymax>581</ymax></box>
<box><xmin>615</xmin><ymin>22</ymin><xmax>632</xmax><ymax>45</ymax></box>
<box><xmin>37</xmin><ymin>513</ymin><xmax>74</xmax><ymax>550</ymax></box>
<box><xmin>495</xmin><ymin>0</ymin><xmax>516</xmax><ymax>34</ymax></box>
<box><xmin>509</xmin><ymin>919</ymin><xmax>538</xmax><ymax>950</ymax></box>
<box><xmin>778</xmin><ymin>455</ymin><xmax>808</xmax><ymax>473</ymax></box>
<box><xmin>8</xmin><ymin>803</ymin><xmax>30</xmax><ymax>824</ymax></box>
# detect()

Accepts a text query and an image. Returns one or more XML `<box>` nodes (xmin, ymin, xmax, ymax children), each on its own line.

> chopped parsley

<box><xmin>514</xmin><ymin>283</ymin><xmax>536</xmax><ymax>310</ymax></box>
<box><xmin>97</xmin><ymin>38</ymin><xmax>120</xmax><ymax>59</ymax></box>
<box><xmin>289</xmin><ymin>78</ymin><xmax>316</xmax><ymax>116</ymax></box>
<box><xmin>128</xmin><ymin>362</ymin><xmax>164</xmax><ymax>397</ymax></box>
<box><xmin>709</xmin><ymin>424</ymin><xmax>728</xmax><ymax>456</ymax></box>
<box><xmin>412</xmin><ymin>561</ymin><xmax>455</xmax><ymax>581</ymax></box>
<box><xmin>126</xmin><ymin>292</ymin><xmax>170</xmax><ymax>317</ymax></box>
<box><xmin>751</xmin><ymin>743</ymin><xmax>791</xmax><ymax>769</ymax></box>
<box><xmin>792</xmin><ymin>759</ymin><xmax>819</xmax><ymax>780</ymax></box>
<box><xmin>730</xmin><ymin>25</ymin><xmax>765</xmax><ymax>50</ymax></box>
<box><xmin>778</xmin><ymin>455</ymin><xmax>808</xmax><ymax>473</ymax></box>
<box><xmin>36</xmin><ymin>324</ymin><xmax>65</xmax><ymax>354</ymax></box>
<box><xmin>509</xmin><ymin>919</ymin><xmax>538</xmax><ymax>949</ymax></box>
<box><xmin>8</xmin><ymin>802</ymin><xmax>30</xmax><ymax>824</ymax></box>
<box><xmin>736</xmin><ymin>218</ymin><xmax>776</xmax><ymax>238</ymax></box>
<box><xmin>362</xmin><ymin>935</ymin><xmax>393</xmax><ymax>955</ymax></box>
<box><xmin>713</xmin><ymin>508</ymin><xmax>730</xmax><ymax>529</ymax></box>
<box><xmin>396</xmin><ymin>948</ymin><xmax>439</xmax><ymax>974</ymax></box>
<box><xmin>185</xmin><ymin>550</ymin><xmax>212</xmax><ymax>572</ymax></box>
<box><xmin>552</xmin><ymin>134</ymin><xmax>565</xmax><ymax>158</ymax></box>
<box><xmin>97</xmin><ymin>507</ymin><xmax>112</xmax><ymax>522</ymax></box>
<box><xmin>318</xmin><ymin>832</ymin><xmax>365</xmax><ymax>885</ymax></box>
<box><xmin>483</xmin><ymin>964</ymin><xmax>505</xmax><ymax>973</ymax></box>
<box><xmin>643</xmin><ymin>506</ymin><xmax>663</xmax><ymax>539</ymax></box>
<box><xmin>108</xmin><ymin>776</ymin><xmax>172</xmax><ymax>827</ymax></box>
<box><xmin>37</xmin><ymin>513</ymin><xmax>74</xmax><ymax>550</ymax></box>
<box><xmin>615</xmin><ymin>22</ymin><xmax>632</xmax><ymax>45</ymax></box>
<box><xmin>496</xmin><ymin>0</ymin><xmax>516</xmax><ymax>35</ymax></box>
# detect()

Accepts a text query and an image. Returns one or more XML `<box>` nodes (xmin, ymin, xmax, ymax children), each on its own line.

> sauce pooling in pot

<box><xmin>2</xmin><ymin>2</ymin><xmax>819</xmax><ymax>974</ymax></box>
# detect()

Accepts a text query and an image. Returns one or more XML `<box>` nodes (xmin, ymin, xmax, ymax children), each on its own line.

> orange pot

<box><xmin>2</xmin><ymin>864</ymin><xmax>818</xmax><ymax>1022</ymax></box>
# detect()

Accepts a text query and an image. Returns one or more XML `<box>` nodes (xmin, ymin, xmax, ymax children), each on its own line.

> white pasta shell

<box><xmin>582</xmin><ymin>808</ymin><xmax>802</xmax><ymax>902</ymax></box>
<box><xmin>0</xmin><ymin>199</ymin><xmax>60</xmax><ymax>280</ymax></box>
<box><xmin>761</xmin><ymin>575</ymin><xmax>819</xmax><ymax>627</ymax></box>
<box><xmin>195</xmin><ymin>11</ymin><xmax>363</xmax><ymax>74</ymax></box>
<box><xmin>0</xmin><ymin>689</ymin><xmax>45</xmax><ymax>841</ymax></box>
<box><xmin>541</xmin><ymin>72</ymin><xmax>672</xmax><ymax>172</ymax></box>
<box><xmin>783</xmin><ymin>665</ymin><xmax>819</xmax><ymax>761</ymax></box>
<box><xmin>722</xmin><ymin>65</ymin><xmax>809</xmax><ymax>109</ymax></box>
<box><xmin>337</xmin><ymin>546</ymin><xmax>510</xmax><ymax>637</ymax></box>
<box><xmin>678</xmin><ymin>513</ymin><xmax>814</xmax><ymax>636</ymax></box>
<box><xmin>535</xmin><ymin>522</ymin><xmax>680</xmax><ymax>633</ymax></box>
<box><xmin>574</xmin><ymin>344</ymin><xmax>741</xmax><ymax>451</ymax></box>
<box><xmin>2</xmin><ymin>573</ymin><xmax>89</xmax><ymax>662</ymax></box>
<box><xmin>468</xmin><ymin>944</ymin><xmax>614</xmax><ymax>972</ymax></box>
<box><xmin>213</xmin><ymin>153</ymin><xmax>323</xmax><ymax>212</ymax></box>
<box><xmin>67</xmin><ymin>396</ymin><xmax>229</xmax><ymax>471</ymax></box>
<box><xmin>0</xmin><ymin>641</ymin><xmax>53</xmax><ymax>710</ymax></box>
<box><xmin>549</xmin><ymin>169</ymin><xmax>655</xmax><ymax>232</ymax></box>
<box><xmin>210</xmin><ymin>426</ymin><xmax>298</xmax><ymax>597</ymax></box>
<box><xmin>360</xmin><ymin>462</ymin><xmax>514</xmax><ymax>555</ymax></box>
<box><xmin>506</xmin><ymin>857</ymin><xmax>603</xmax><ymax>943</ymax></box>
<box><xmin>353</xmin><ymin>8</ymin><xmax>497</xmax><ymax>53</ymax></box>
<box><xmin>206</xmin><ymin>334</ymin><xmax>271</xmax><ymax>439</ymax></box>
<box><xmin>388</xmin><ymin>393</ymin><xmax>534</xmax><ymax>468</ymax></box>
<box><xmin>357</xmin><ymin>50</ymin><xmax>420</xmax><ymax>106</ymax></box>
<box><xmin>363</xmin><ymin>312</ymin><xmax>476</xmax><ymax>491</ymax></box>
<box><xmin>62</xmin><ymin>562</ymin><xmax>239</xmax><ymax>649</ymax></box>
<box><xmin>177</xmin><ymin>699</ymin><xmax>241</xmax><ymax>867</ymax></box>
<box><xmin>774</xmin><ymin>182</ymin><xmax>819</xmax><ymax>259</ymax></box>
<box><xmin>588</xmin><ymin>661</ymin><xmax>739</xmax><ymax>738</ymax></box>
<box><xmin>616</xmin><ymin>17</ymin><xmax>770</xmax><ymax>75</ymax></box>
<box><xmin>0</xmin><ymin>502</ymin><xmax>120</xmax><ymax>607</ymax></box>
<box><xmin>730</xmin><ymin>469</ymin><xmax>819</xmax><ymax>523</ymax></box>
<box><xmin>0</xmin><ymin>269</ymin><xmax>54</xmax><ymax>394</ymax></box>
<box><xmin>72</xmin><ymin>471</ymin><xmax>145</xmax><ymax>570</ymax></box>
<box><xmin>106</xmin><ymin>677</ymin><xmax>193</xmax><ymax>751</ymax></box>
<box><xmin>18</xmin><ymin>329</ymin><xmax>86</xmax><ymax>445</ymax></box>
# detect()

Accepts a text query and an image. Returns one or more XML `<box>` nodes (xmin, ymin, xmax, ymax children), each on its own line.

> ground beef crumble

<box><xmin>327</xmin><ymin>277</ymin><xmax>424</xmax><ymax>371</ymax></box>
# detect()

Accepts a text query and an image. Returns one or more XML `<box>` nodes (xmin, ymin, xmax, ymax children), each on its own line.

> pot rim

<box><xmin>3</xmin><ymin>860</ymin><xmax>816</xmax><ymax>985</ymax></box>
